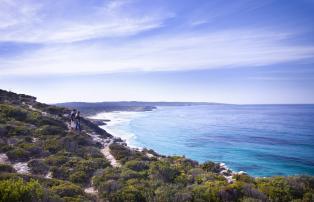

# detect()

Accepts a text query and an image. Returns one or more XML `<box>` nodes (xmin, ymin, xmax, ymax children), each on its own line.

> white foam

<box><xmin>89</xmin><ymin>111</ymin><xmax>150</xmax><ymax>148</ymax></box>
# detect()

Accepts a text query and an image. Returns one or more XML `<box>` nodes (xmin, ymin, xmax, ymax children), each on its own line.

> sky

<box><xmin>0</xmin><ymin>0</ymin><xmax>314</xmax><ymax>104</ymax></box>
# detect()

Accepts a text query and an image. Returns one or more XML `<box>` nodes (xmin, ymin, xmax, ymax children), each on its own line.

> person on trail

<box><xmin>70</xmin><ymin>109</ymin><xmax>77</xmax><ymax>130</ymax></box>
<box><xmin>75</xmin><ymin>111</ymin><xmax>81</xmax><ymax>132</ymax></box>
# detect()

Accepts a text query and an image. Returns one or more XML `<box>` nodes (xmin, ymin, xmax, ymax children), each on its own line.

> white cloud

<box><xmin>0</xmin><ymin>0</ymin><xmax>170</xmax><ymax>43</ymax></box>
<box><xmin>0</xmin><ymin>0</ymin><xmax>313</xmax><ymax>77</ymax></box>
<box><xmin>1</xmin><ymin>29</ymin><xmax>313</xmax><ymax>76</ymax></box>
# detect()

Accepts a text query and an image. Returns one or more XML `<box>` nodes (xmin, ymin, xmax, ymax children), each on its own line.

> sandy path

<box><xmin>101</xmin><ymin>140</ymin><xmax>121</xmax><ymax>167</ymax></box>
<box><xmin>87</xmin><ymin>132</ymin><xmax>121</xmax><ymax>167</ymax></box>
<box><xmin>84</xmin><ymin>133</ymin><xmax>121</xmax><ymax>195</ymax></box>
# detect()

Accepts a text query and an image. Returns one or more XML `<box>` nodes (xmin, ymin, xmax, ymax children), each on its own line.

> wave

<box><xmin>89</xmin><ymin>111</ymin><xmax>149</xmax><ymax>148</ymax></box>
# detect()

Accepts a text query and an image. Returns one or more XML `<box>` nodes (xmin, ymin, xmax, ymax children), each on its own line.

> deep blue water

<box><xmin>104</xmin><ymin>105</ymin><xmax>314</xmax><ymax>176</ymax></box>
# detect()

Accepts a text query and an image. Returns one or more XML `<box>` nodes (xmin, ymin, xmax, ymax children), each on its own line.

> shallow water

<box><xmin>94</xmin><ymin>105</ymin><xmax>314</xmax><ymax>176</ymax></box>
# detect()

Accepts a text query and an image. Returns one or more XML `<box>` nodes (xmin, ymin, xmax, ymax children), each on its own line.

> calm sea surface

<box><xmin>96</xmin><ymin>105</ymin><xmax>314</xmax><ymax>176</ymax></box>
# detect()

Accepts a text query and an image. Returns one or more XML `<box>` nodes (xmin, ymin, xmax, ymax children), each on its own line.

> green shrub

<box><xmin>303</xmin><ymin>192</ymin><xmax>314</xmax><ymax>202</ymax></box>
<box><xmin>114</xmin><ymin>186</ymin><xmax>147</xmax><ymax>202</ymax></box>
<box><xmin>25</xmin><ymin>111</ymin><xmax>41</xmax><ymax>124</ymax></box>
<box><xmin>155</xmin><ymin>185</ymin><xmax>182</xmax><ymax>202</ymax></box>
<box><xmin>28</xmin><ymin>159</ymin><xmax>49</xmax><ymax>175</ymax></box>
<box><xmin>36</xmin><ymin>125</ymin><xmax>66</xmax><ymax>136</ymax></box>
<box><xmin>51</xmin><ymin>183</ymin><xmax>83</xmax><ymax>197</ymax></box>
<box><xmin>6</xmin><ymin>148</ymin><xmax>30</xmax><ymax>162</ymax></box>
<box><xmin>0</xmin><ymin>125</ymin><xmax>7</xmax><ymax>136</ymax></box>
<box><xmin>69</xmin><ymin>171</ymin><xmax>89</xmax><ymax>185</ymax></box>
<box><xmin>0</xmin><ymin>178</ymin><xmax>44</xmax><ymax>202</ymax></box>
<box><xmin>94</xmin><ymin>167</ymin><xmax>122</xmax><ymax>186</ymax></box>
<box><xmin>109</xmin><ymin>143</ymin><xmax>131</xmax><ymax>160</ymax></box>
<box><xmin>234</xmin><ymin>173</ymin><xmax>255</xmax><ymax>183</ymax></box>
<box><xmin>0</xmin><ymin>143</ymin><xmax>12</xmax><ymax>152</ymax></box>
<box><xmin>45</xmin><ymin>106</ymin><xmax>65</xmax><ymax>115</ymax></box>
<box><xmin>22</xmin><ymin>144</ymin><xmax>44</xmax><ymax>158</ymax></box>
<box><xmin>201</xmin><ymin>161</ymin><xmax>221</xmax><ymax>173</ymax></box>
<box><xmin>125</xmin><ymin>160</ymin><xmax>149</xmax><ymax>171</ymax></box>
<box><xmin>76</xmin><ymin>158</ymin><xmax>109</xmax><ymax>173</ymax></box>
<box><xmin>0</xmin><ymin>164</ymin><xmax>15</xmax><ymax>173</ymax></box>
<box><xmin>45</xmin><ymin>154</ymin><xmax>70</xmax><ymax>166</ymax></box>
<box><xmin>257</xmin><ymin>177</ymin><xmax>293</xmax><ymax>202</ymax></box>
<box><xmin>192</xmin><ymin>180</ymin><xmax>228</xmax><ymax>202</ymax></box>
<box><xmin>121</xmin><ymin>168</ymin><xmax>146</xmax><ymax>180</ymax></box>
<box><xmin>43</xmin><ymin>138</ymin><xmax>62</xmax><ymax>154</ymax></box>
<box><xmin>0</xmin><ymin>104</ymin><xmax>28</xmax><ymax>122</ymax></box>
<box><xmin>36</xmin><ymin>116</ymin><xmax>67</xmax><ymax>129</ymax></box>
<box><xmin>149</xmin><ymin>161</ymin><xmax>180</xmax><ymax>183</ymax></box>
<box><xmin>6</xmin><ymin>125</ymin><xmax>31</xmax><ymax>137</ymax></box>
<box><xmin>51</xmin><ymin>166</ymin><xmax>70</xmax><ymax>180</ymax></box>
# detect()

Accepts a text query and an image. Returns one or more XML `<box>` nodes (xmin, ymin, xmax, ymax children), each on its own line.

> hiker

<box><xmin>70</xmin><ymin>109</ymin><xmax>77</xmax><ymax>130</ymax></box>
<box><xmin>75</xmin><ymin>111</ymin><xmax>81</xmax><ymax>132</ymax></box>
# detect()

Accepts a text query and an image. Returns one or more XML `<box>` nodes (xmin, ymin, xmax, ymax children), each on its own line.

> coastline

<box><xmin>88</xmin><ymin>109</ymin><xmax>242</xmax><ymax>183</ymax></box>
<box><xmin>89</xmin><ymin>110</ymin><xmax>150</xmax><ymax>148</ymax></box>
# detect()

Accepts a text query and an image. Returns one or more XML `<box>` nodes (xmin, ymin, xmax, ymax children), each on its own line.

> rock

<box><xmin>113</xmin><ymin>137</ymin><xmax>123</xmax><ymax>143</ymax></box>
<box><xmin>91</xmin><ymin>119</ymin><xmax>106</xmax><ymax>126</ymax></box>
<box><xmin>13</xmin><ymin>162</ymin><xmax>30</xmax><ymax>174</ymax></box>
<box><xmin>0</xmin><ymin>153</ymin><xmax>9</xmax><ymax>164</ymax></box>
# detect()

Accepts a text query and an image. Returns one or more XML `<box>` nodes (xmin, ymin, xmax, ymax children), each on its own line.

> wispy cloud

<box><xmin>1</xmin><ymin>29</ymin><xmax>313</xmax><ymax>76</ymax></box>
<box><xmin>0</xmin><ymin>0</ymin><xmax>313</xmax><ymax>77</ymax></box>
<box><xmin>0</xmin><ymin>0</ymin><xmax>171</xmax><ymax>43</ymax></box>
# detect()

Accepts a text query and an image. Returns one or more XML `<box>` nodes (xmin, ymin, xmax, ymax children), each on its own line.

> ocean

<box><xmin>91</xmin><ymin>104</ymin><xmax>314</xmax><ymax>177</ymax></box>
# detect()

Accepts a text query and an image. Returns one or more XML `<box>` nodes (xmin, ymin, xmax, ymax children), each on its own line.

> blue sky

<box><xmin>0</xmin><ymin>0</ymin><xmax>314</xmax><ymax>104</ymax></box>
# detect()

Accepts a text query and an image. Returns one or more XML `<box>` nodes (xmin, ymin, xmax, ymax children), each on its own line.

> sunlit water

<box><xmin>93</xmin><ymin>105</ymin><xmax>314</xmax><ymax>176</ymax></box>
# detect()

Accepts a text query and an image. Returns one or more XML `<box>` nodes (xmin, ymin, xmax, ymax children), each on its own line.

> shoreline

<box><xmin>88</xmin><ymin>110</ymin><xmax>245</xmax><ymax>182</ymax></box>
<box><xmin>89</xmin><ymin>110</ymin><xmax>151</xmax><ymax>148</ymax></box>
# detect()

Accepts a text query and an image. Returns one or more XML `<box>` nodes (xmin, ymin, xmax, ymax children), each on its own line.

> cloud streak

<box><xmin>0</xmin><ymin>0</ymin><xmax>171</xmax><ymax>43</ymax></box>
<box><xmin>0</xmin><ymin>0</ymin><xmax>313</xmax><ymax>77</ymax></box>
<box><xmin>1</xmin><ymin>29</ymin><xmax>313</xmax><ymax>76</ymax></box>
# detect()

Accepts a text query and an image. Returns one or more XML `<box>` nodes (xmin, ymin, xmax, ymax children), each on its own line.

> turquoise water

<box><xmin>105</xmin><ymin>105</ymin><xmax>314</xmax><ymax>176</ymax></box>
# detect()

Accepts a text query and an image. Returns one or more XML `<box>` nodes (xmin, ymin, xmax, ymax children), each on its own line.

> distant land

<box><xmin>56</xmin><ymin>101</ymin><xmax>223</xmax><ymax>116</ymax></box>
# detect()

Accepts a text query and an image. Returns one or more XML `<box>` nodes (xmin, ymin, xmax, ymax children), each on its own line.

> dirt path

<box><xmin>87</xmin><ymin>132</ymin><xmax>121</xmax><ymax>167</ymax></box>
<box><xmin>101</xmin><ymin>140</ymin><xmax>121</xmax><ymax>168</ymax></box>
<box><xmin>84</xmin><ymin>132</ymin><xmax>121</xmax><ymax>198</ymax></box>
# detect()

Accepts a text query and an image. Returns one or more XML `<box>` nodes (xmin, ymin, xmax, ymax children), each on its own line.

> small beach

<box><xmin>90</xmin><ymin>111</ymin><xmax>150</xmax><ymax>148</ymax></box>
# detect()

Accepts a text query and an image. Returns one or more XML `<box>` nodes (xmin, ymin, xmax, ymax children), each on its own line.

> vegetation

<box><xmin>0</xmin><ymin>89</ymin><xmax>313</xmax><ymax>202</ymax></box>
<box><xmin>0</xmin><ymin>178</ymin><xmax>44</xmax><ymax>202</ymax></box>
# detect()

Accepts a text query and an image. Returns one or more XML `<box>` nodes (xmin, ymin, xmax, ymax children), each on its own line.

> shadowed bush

<box><xmin>6</xmin><ymin>148</ymin><xmax>30</xmax><ymax>162</ymax></box>
<box><xmin>0</xmin><ymin>164</ymin><xmax>15</xmax><ymax>173</ymax></box>
<box><xmin>28</xmin><ymin>160</ymin><xmax>49</xmax><ymax>175</ymax></box>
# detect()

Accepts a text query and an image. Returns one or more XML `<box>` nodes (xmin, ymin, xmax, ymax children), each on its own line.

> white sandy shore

<box><xmin>89</xmin><ymin>111</ymin><xmax>246</xmax><ymax>183</ymax></box>
<box><xmin>89</xmin><ymin>111</ymin><xmax>149</xmax><ymax>148</ymax></box>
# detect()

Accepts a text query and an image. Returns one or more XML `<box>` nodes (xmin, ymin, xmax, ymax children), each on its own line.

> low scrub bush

<box><xmin>125</xmin><ymin>160</ymin><xmax>149</xmax><ymax>172</ymax></box>
<box><xmin>28</xmin><ymin>159</ymin><xmax>49</xmax><ymax>175</ymax></box>
<box><xmin>36</xmin><ymin>125</ymin><xmax>66</xmax><ymax>136</ymax></box>
<box><xmin>0</xmin><ymin>178</ymin><xmax>44</xmax><ymax>202</ymax></box>
<box><xmin>51</xmin><ymin>183</ymin><xmax>83</xmax><ymax>197</ymax></box>
<box><xmin>0</xmin><ymin>164</ymin><xmax>15</xmax><ymax>173</ymax></box>
<box><xmin>6</xmin><ymin>148</ymin><xmax>30</xmax><ymax>162</ymax></box>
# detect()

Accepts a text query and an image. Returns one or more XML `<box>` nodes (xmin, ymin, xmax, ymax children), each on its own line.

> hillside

<box><xmin>0</xmin><ymin>89</ymin><xmax>313</xmax><ymax>202</ymax></box>
<box><xmin>56</xmin><ymin>101</ymin><xmax>221</xmax><ymax>116</ymax></box>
